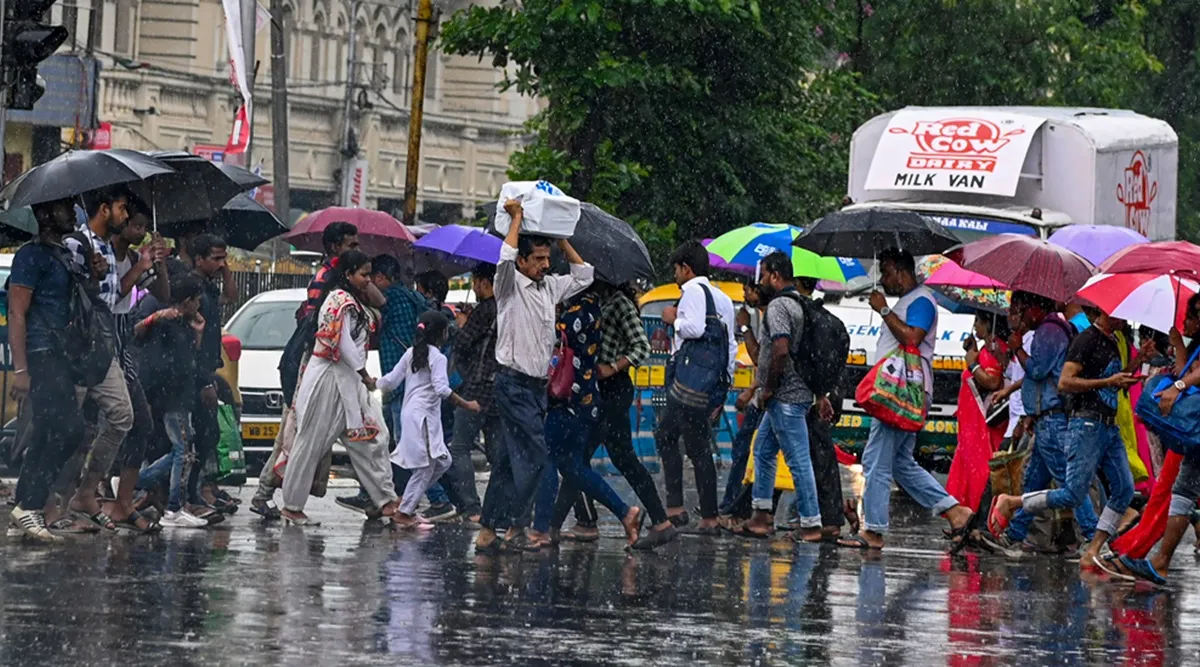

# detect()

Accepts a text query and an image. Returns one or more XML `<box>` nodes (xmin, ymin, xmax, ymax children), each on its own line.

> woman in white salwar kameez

<box><xmin>281</xmin><ymin>252</ymin><xmax>400</xmax><ymax>525</ymax></box>
<box><xmin>378</xmin><ymin>311</ymin><xmax>480</xmax><ymax>530</ymax></box>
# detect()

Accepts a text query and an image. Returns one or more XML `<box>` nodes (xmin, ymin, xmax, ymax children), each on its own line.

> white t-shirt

<box><xmin>1005</xmin><ymin>331</ymin><xmax>1034</xmax><ymax>436</ymax></box>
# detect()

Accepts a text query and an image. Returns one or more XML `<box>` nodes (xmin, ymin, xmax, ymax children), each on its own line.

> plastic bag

<box><xmin>216</xmin><ymin>403</ymin><xmax>248</xmax><ymax>486</ymax></box>
<box><xmin>493</xmin><ymin>180</ymin><xmax>581</xmax><ymax>239</ymax></box>
<box><xmin>855</xmin><ymin>346</ymin><xmax>927</xmax><ymax>432</ymax></box>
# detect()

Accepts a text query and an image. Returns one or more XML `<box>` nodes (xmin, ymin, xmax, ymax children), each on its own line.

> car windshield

<box><xmin>227</xmin><ymin>299</ymin><xmax>301</xmax><ymax>350</ymax></box>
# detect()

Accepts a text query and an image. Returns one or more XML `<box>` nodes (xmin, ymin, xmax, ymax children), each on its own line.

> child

<box><xmin>378</xmin><ymin>310</ymin><xmax>480</xmax><ymax>530</ymax></box>
<box><xmin>133</xmin><ymin>275</ymin><xmax>209</xmax><ymax>529</ymax></box>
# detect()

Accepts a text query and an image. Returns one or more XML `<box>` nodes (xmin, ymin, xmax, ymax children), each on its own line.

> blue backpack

<box><xmin>1136</xmin><ymin>346</ymin><xmax>1200</xmax><ymax>456</ymax></box>
<box><xmin>666</xmin><ymin>285</ymin><xmax>730</xmax><ymax>410</ymax></box>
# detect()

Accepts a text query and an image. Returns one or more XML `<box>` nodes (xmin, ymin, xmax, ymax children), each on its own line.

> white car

<box><xmin>225</xmin><ymin>288</ymin><xmax>383</xmax><ymax>459</ymax></box>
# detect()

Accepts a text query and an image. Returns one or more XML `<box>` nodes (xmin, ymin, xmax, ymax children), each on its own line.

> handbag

<box><xmin>548</xmin><ymin>330</ymin><xmax>575</xmax><ymax>400</ymax></box>
<box><xmin>215</xmin><ymin>402</ymin><xmax>248</xmax><ymax>486</ymax></box>
<box><xmin>1136</xmin><ymin>346</ymin><xmax>1200</xmax><ymax>456</ymax></box>
<box><xmin>984</xmin><ymin>391</ymin><xmax>1010</xmax><ymax>428</ymax></box>
<box><xmin>855</xmin><ymin>345</ymin><xmax>927</xmax><ymax>432</ymax></box>
<box><xmin>667</xmin><ymin>285</ymin><xmax>730</xmax><ymax>410</ymax></box>
<box><xmin>989</xmin><ymin>434</ymin><xmax>1029</xmax><ymax>496</ymax></box>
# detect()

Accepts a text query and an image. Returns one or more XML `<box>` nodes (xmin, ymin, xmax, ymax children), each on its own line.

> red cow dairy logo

<box><xmin>1117</xmin><ymin>150</ymin><xmax>1157</xmax><ymax>237</ymax></box>
<box><xmin>888</xmin><ymin>118</ymin><xmax>1025</xmax><ymax>172</ymax></box>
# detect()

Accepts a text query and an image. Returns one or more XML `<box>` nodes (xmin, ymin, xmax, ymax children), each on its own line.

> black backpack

<box><xmin>279</xmin><ymin>311</ymin><xmax>318</xmax><ymax>407</ymax></box>
<box><xmin>42</xmin><ymin>238</ymin><xmax>115</xmax><ymax>388</ymax></box>
<box><xmin>778</xmin><ymin>292</ymin><xmax>850</xmax><ymax>399</ymax></box>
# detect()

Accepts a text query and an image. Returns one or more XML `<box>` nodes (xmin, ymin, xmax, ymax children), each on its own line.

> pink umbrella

<box><xmin>946</xmin><ymin>234</ymin><xmax>1095</xmax><ymax>303</ymax></box>
<box><xmin>284</xmin><ymin>207</ymin><xmax>417</xmax><ymax>257</ymax></box>
<box><xmin>1099</xmin><ymin>241</ymin><xmax>1200</xmax><ymax>277</ymax></box>
<box><xmin>923</xmin><ymin>257</ymin><xmax>1006</xmax><ymax>289</ymax></box>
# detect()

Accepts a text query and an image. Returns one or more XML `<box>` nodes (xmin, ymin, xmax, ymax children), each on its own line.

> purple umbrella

<box><xmin>414</xmin><ymin>224</ymin><xmax>501</xmax><ymax>264</ymax></box>
<box><xmin>1048</xmin><ymin>225</ymin><xmax>1148</xmax><ymax>268</ymax></box>
<box><xmin>701</xmin><ymin>239</ymin><xmax>754</xmax><ymax>276</ymax></box>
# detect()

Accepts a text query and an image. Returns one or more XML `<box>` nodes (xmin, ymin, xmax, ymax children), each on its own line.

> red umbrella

<box><xmin>1098</xmin><ymin>240</ymin><xmax>1200</xmax><ymax>277</ymax></box>
<box><xmin>946</xmin><ymin>234</ymin><xmax>1095</xmax><ymax>303</ymax></box>
<box><xmin>284</xmin><ymin>207</ymin><xmax>417</xmax><ymax>257</ymax></box>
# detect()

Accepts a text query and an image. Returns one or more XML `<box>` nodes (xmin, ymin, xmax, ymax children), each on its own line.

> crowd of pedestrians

<box><xmin>7</xmin><ymin>190</ymin><xmax>1200</xmax><ymax>587</ymax></box>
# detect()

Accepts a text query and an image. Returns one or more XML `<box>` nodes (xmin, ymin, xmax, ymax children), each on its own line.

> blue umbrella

<box><xmin>707</xmin><ymin>222</ymin><xmax>867</xmax><ymax>282</ymax></box>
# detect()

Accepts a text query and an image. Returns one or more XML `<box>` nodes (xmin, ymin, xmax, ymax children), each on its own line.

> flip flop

<box><xmin>72</xmin><ymin>509</ymin><xmax>116</xmax><ymax>532</ymax></box>
<box><xmin>837</xmin><ymin>534</ymin><xmax>882</xmax><ymax>551</ymax></box>
<box><xmin>1095</xmin><ymin>553</ymin><xmax>1135</xmax><ymax>581</ymax></box>
<box><xmin>946</xmin><ymin>514</ymin><xmax>976</xmax><ymax>555</ymax></box>
<box><xmin>1118</xmin><ymin>555</ymin><xmax>1168</xmax><ymax>587</ymax></box>
<box><xmin>735</xmin><ymin>524</ymin><xmax>773</xmax><ymax>540</ymax></box>
<box><xmin>987</xmin><ymin>497</ymin><xmax>1009</xmax><ymax>539</ymax></box>
<box><xmin>560</xmin><ymin>527</ymin><xmax>600</xmax><ymax>543</ymax></box>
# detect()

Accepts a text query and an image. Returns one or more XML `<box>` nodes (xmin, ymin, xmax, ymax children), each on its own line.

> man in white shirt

<box><xmin>657</xmin><ymin>241</ymin><xmax>737</xmax><ymax>534</ymax></box>
<box><xmin>477</xmin><ymin>199</ymin><xmax>594</xmax><ymax>553</ymax></box>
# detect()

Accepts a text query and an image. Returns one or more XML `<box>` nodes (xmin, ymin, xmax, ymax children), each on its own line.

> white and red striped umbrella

<box><xmin>1077</xmin><ymin>272</ymin><xmax>1200</xmax><ymax>334</ymax></box>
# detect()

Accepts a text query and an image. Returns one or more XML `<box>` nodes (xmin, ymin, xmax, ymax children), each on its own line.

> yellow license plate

<box><xmin>242</xmin><ymin>423</ymin><xmax>280</xmax><ymax>440</ymax></box>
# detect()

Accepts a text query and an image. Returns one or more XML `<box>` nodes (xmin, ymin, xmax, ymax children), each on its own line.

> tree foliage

<box><xmin>444</xmin><ymin>0</ymin><xmax>1200</xmax><ymax>257</ymax></box>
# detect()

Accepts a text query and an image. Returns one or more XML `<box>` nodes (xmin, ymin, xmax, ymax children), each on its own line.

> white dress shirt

<box><xmin>672</xmin><ymin>276</ymin><xmax>738</xmax><ymax>376</ymax></box>
<box><xmin>494</xmin><ymin>243</ymin><xmax>595</xmax><ymax>378</ymax></box>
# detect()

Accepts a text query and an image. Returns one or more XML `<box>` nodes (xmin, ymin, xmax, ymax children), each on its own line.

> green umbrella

<box><xmin>706</xmin><ymin>222</ymin><xmax>865</xmax><ymax>283</ymax></box>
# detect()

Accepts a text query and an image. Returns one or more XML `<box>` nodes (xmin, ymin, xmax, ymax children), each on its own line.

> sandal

<box><xmin>250</xmin><ymin>499</ymin><xmax>283</xmax><ymax>521</ymax></box>
<box><xmin>945</xmin><ymin>514</ymin><xmax>975</xmax><ymax>555</ymax></box>
<box><xmin>215</xmin><ymin>489</ymin><xmax>242</xmax><ymax>506</ymax></box>
<box><xmin>115</xmin><ymin>510</ymin><xmax>162</xmax><ymax>535</ymax></box>
<box><xmin>838</xmin><ymin>534</ymin><xmax>883</xmax><ymax>551</ymax></box>
<box><xmin>667</xmin><ymin>511</ymin><xmax>690</xmax><ymax>528</ymax></box>
<box><xmin>843</xmin><ymin>499</ymin><xmax>861</xmax><ymax>535</ymax></box>
<box><xmin>987</xmin><ymin>497</ymin><xmax>1009</xmax><ymax>539</ymax></box>
<box><xmin>631</xmin><ymin>525</ymin><xmax>679</xmax><ymax>551</ymax></box>
<box><xmin>560</xmin><ymin>524</ymin><xmax>601</xmax><ymax>543</ymax></box>
<box><xmin>475</xmin><ymin>538</ymin><xmax>503</xmax><ymax>555</ymax></box>
<box><xmin>1095</xmin><ymin>553</ymin><xmax>1135</xmax><ymax>581</ymax></box>
<box><xmin>393</xmin><ymin>518</ymin><xmax>435</xmax><ymax>532</ymax></box>
<box><xmin>72</xmin><ymin>509</ymin><xmax>116</xmax><ymax>532</ymax></box>
<box><xmin>502</xmin><ymin>533</ymin><xmax>548</xmax><ymax>552</ymax></box>
<box><xmin>736</xmin><ymin>524</ymin><xmax>772</xmax><ymax>540</ymax></box>
<box><xmin>1118</xmin><ymin>555</ymin><xmax>1168</xmax><ymax>587</ymax></box>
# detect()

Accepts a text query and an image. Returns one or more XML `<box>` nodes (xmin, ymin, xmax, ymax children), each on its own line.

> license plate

<box><xmin>242</xmin><ymin>423</ymin><xmax>280</xmax><ymax>440</ymax></box>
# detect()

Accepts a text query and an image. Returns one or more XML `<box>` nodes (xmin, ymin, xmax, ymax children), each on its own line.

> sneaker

<box><xmin>160</xmin><ymin>510</ymin><xmax>208</xmax><ymax>529</ymax></box>
<box><xmin>336</xmin><ymin>494</ymin><xmax>374</xmax><ymax>515</ymax></box>
<box><xmin>420</xmin><ymin>503</ymin><xmax>458</xmax><ymax>523</ymax></box>
<box><xmin>9</xmin><ymin>506</ymin><xmax>63</xmax><ymax>543</ymax></box>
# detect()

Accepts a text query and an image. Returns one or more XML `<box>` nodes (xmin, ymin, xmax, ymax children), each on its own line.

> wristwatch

<box><xmin>1174</xmin><ymin>380</ymin><xmax>1187</xmax><ymax>392</ymax></box>
<box><xmin>879</xmin><ymin>306</ymin><xmax>892</xmax><ymax>318</ymax></box>
<box><xmin>738</xmin><ymin>325</ymin><xmax>751</xmax><ymax>335</ymax></box>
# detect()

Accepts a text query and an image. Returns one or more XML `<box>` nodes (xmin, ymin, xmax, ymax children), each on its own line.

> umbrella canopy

<box><xmin>217</xmin><ymin>162</ymin><xmax>270</xmax><ymax>191</ymax></box>
<box><xmin>1098</xmin><ymin>241</ymin><xmax>1200</xmax><ymax>277</ymax></box>
<box><xmin>947</xmin><ymin>234</ymin><xmax>1095</xmax><ymax>303</ymax></box>
<box><xmin>414</xmin><ymin>224</ymin><xmax>501</xmax><ymax>265</ymax></box>
<box><xmin>0</xmin><ymin>149</ymin><xmax>174</xmax><ymax>210</ymax></box>
<box><xmin>706</xmin><ymin>223</ymin><xmax>866</xmax><ymax>283</ymax></box>
<box><xmin>1077</xmin><ymin>273</ymin><xmax>1200</xmax><ymax>335</ymax></box>
<box><xmin>206</xmin><ymin>195</ymin><xmax>290</xmax><ymax>251</ymax></box>
<box><xmin>793</xmin><ymin>208</ymin><xmax>959</xmax><ymax>259</ymax></box>
<box><xmin>486</xmin><ymin>203</ymin><xmax>654</xmax><ymax>285</ymax></box>
<box><xmin>1048</xmin><ymin>225</ymin><xmax>1148</xmax><ymax>267</ymax></box>
<box><xmin>129</xmin><ymin>151</ymin><xmax>247</xmax><ymax>227</ymax></box>
<box><xmin>919</xmin><ymin>255</ymin><xmax>1010</xmax><ymax>314</ymax></box>
<box><xmin>284</xmin><ymin>207</ymin><xmax>417</xmax><ymax>257</ymax></box>
<box><xmin>702</xmin><ymin>239</ymin><xmax>753</xmax><ymax>276</ymax></box>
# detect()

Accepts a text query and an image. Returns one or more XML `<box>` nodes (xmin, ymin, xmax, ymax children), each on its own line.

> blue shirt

<box><xmin>905</xmin><ymin>295</ymin><xmax>936</xmax><ymax>332</ymax></box>
<box><xmin>10</xmin><ymin>242</ymin><xmax>73</xmax><ymax>353</ymax></box>
<box><xmin>1021</xmin><ymin>316</ymin><xmax>1071</xmax><ymax>415</ymax></box>
<box><xmin>1069</xmin><ymin>311</ymin><xmax>1091</xmax><ymax>334</ymax></box>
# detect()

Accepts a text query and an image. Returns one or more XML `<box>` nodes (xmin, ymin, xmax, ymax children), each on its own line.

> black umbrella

<box><xmin>158</xmin><ymin>194</ymin><xmax>289</xmax><ymax>251</ymax></box>
<box><xmin>0</xmin><ymin>207</ymin><xmax>37</xmax><ymax>246</ymax></box>
<box><xmin>0</xmin><ymin>149</ymin><xmax>174</xmax><ymax>210</ymax></box>
<box><xmin>792</xmin><ymin>207</ymin><xmax>960</xmax><ymax>259</ymax></box>
<box><xmin>127</xmin><ymin>151</ymin><xmax>247</xmax><ymax>227</ymax></box>
<box><xmin>486</xmin><ymin>202</ymin><xmax>654</xmax><ymax>285</ymax></box>
<box><xmin>218</xmin><ymin>162</ymin><xmax>270</xmax><ymax>191</ymax></box>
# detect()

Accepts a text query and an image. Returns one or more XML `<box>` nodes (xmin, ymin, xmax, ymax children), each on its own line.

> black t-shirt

<box><xmin>1064</xmin><ymin>326</ymin><xmax>1122</xmax><ymax>417</ymax></box>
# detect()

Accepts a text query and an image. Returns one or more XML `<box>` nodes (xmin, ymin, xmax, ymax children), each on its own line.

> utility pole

<box><xmin>0</xmin><ymin>0</ymin><xmax>8</xmax><ymax>188</ymax></box>
<box><xmin>338</xmin><ymin>0</ymin><xmax>361</xmax><ymax>206</ymax></box>
<box><xmin>241</xmin><ymin>0</ymin><xmax>258</xmax><ymax>164</ymax></box>
<box><xmin>269</xmin><ymin>0</ymin><xmax>290</xmax><ymax>231</ymax></box>
<box><xmin>402</xmin><ymin>0</ymin><xmax>434</xmax><ymax>225</ymax></box>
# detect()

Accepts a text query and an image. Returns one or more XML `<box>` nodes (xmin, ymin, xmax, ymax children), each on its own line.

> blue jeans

<box><xmin>720</xmin><ymin>405</ymin><xmax>762</xmax><ymax>515</ymax></box>
<box><xmin>1026</xmin><ymin>417</ymin><xmax>1133</xmax><ymax>536</ymax></box>
<box><xmin>480</xmin><ymin>369</ymin><xmax>550</xmax><ymax>531</ymax></box>
<box><xmin>752</xmin><ymin>400</ymin><xmax>820</xmax><ymax>528</ymax></box>
<box><xmin>1007</xmin><ymin>413</ymin><xmax>1098</xmax><ymax>541</ymax></box>
<box><xmin>387</xmin><ymin>399</ymin><xmax>450</xmax><ymax>506</ymax></box>
<box><xmin>533</xmin><ymin>407</ymin><xmax>630</xmax><ymax>533</ymax></box>
<box><xmin>137</xmin><ymin>411</ymin><xmax>193</xmax><ymax>512</ymax></box>
<box><xmin>862</xmin><ymin>418</ymin><xmax>958</xmax><ymax>534</ymax></box>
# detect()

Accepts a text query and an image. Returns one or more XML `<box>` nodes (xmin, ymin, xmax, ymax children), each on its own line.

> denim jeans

<box><xmin>862</xmin><ymin>419</ymin><xmax>959</xmax><ymax>534</ymax></box>
<box><xmin>720</xmin><ymin>405</ymin><xmax>762</xmax><ymax>515</ymax></box>
<box><xmin>533</xmin><ymin>406</ymin><xmax>630</xmax><ymax>534</ymax></box>
<box><xmin>1025</xmin><ymin>417</ymin><xmax>1133</xmax><ymax>536</ymax></box>
<box><xmin>445</xmin><ymin>406</ymin><xmax>502</xmax><ymax>517</ymax></box>
<box><xmin>752</xmin><ymin>400</ymin><xmax>820</xmax><ymax>528</ymax></box>
<box><xmin>1007</xmin><ymin>413</ymin><xmax>1098</xmax><ymax>542</ymax></box>
<box><xmin>137</xmin><ymin>411</ymin><xmax>193</xmax><ymax>512</ymax></box>
<box><xmin>1170</xmin><ymin>456</ymin><xmax>1200</xmax><ymax>517</ymax></box>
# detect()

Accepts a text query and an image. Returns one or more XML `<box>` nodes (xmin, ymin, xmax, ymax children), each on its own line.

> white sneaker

<box><xmin>10</xmin><ymin>506</ymin><xmax>64</xmax><ymax>543</ymax></box>
<box><xmin>160</xmin><ymin>510</ymin><xmax>208</xmax><ymax>529</ymax></box>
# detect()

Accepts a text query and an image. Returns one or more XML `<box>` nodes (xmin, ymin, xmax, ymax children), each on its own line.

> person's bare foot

<box><xmin>379</xmin><ymin>500</ymin><xmax>400</xmax><ymax>519</ymax></box>
<box><xmin>281</xmin><ymin>509</ymin><xmax>308</xmax><ymax>522</ymax></box>
<box><xmin>476</xmin><ymin>527</ymin><xmax>499</xmax><ymax>550</ymax></box>
<box><xmin>526</xmin><ymin>529</ymin><xmax>553</xmax><ymax>548</ymax></box>
<box><xmin>944</xmin><ymin>505</ymin><xmax>974</xmax><ymax>532</ymax></box>
<box><xmin>69</xmin><ymin>492</ymin><xmax>103</xmax><ymax>518</ymax></box>
<box><xmin>1118</xmin><ymin>507</ymin><xmax>1140</xmax><ymax>533</ymax></box>
<box><xmin>838</xmin><ymin>529</ymin><xmax>885</xmax><ymax>550</ymax></box>
<box><xmin>743</xmin><ymin>512</ymin><xmax>773</xmax><ymax>537</ymax></box>
<box><xmin>392</xmin><ymin>512</ymin><xmax>434</xmax><ymax>531</ymax></box>
<box><xmin>1080</xmin><ymin>550</ymin><xmax>1103</xmax><ymax>570</ymax></box>
<box><xmin>621</xmin><ymin>507</ymin><xmax>643</xmax><ymax>545</ymax></box>
<box><xmin>994</xmin><ymin>494</ymin><xmax>1022</xmax><ymax>522</ymax></box>
<box><xmin>793</xmin><ymin>527</ymin><xmax>823</xmax><ymax>543</ymax></box>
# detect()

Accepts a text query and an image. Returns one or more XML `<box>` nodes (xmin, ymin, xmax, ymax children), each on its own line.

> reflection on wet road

<box><xmin>1</xmin><ymin>489</ymin><xmax>1198</xmax><ymax>666</ymax></box>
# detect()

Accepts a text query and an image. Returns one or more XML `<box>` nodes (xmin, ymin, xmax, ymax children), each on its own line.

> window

<box><xmin>114</xmin><ymin>0</ymin><xmax>136</xmax><ymax>55</ymax></box>
<box><xmin>392</xmin><ymin>30</ymin><xmax>408</xmax><ymax>95</ymax></box>
<box><xmin>309</xmin><ymin>12</ymin><xmax>324</xmax><ymax>82</ymax></box>
<box><xmin>227</xmin><ymin>300</ymin><xmax>302</xmax><ymax>350</ymax></box>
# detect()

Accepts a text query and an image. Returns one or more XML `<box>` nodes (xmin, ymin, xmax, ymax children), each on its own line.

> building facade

<box><xmin>11</xmin><ymin>0</ymin><xmax>535</xmax><ymax>222</ymax></box>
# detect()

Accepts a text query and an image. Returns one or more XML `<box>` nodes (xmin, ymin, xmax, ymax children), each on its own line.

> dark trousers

<box><xmin>480</xmin><ymin>369</ymin><xmax>549</xmax><ymax>531</ymax></box>
<box><xmin>116</xmin><ymin>375</ymin><xmax>153</xmax><ymax>471</ymax></box>
<box><xmin>658</xmin><ymin>395</ymin><xmax>718</xmax><ymax>519</ymax></box>
<box><xmin>567</xmin><ymin>374</ymin><xmax>669</xmax><ymax>527</ymax></box>
<box><xmin>186</xmin><ymin>391</ymin><xmax>220</xmax><ymax>503</ymax></box>
<box><xmin>808</xmin><ymin>408</ymin><xmax>845</xmax><ymax>529</ymax></box>
<box><xmin>15</xmin><ymin>349</ymin><xmax>87</xmax><ymax>511</ymax></box>
<box><xmin>447</xmin><ymin>405</ymin><xmax>502</xmax><ymax>517</ymax></box>
<box><xmin>720</xmin><ymin>405</ymin><xmax>763</xmax><ymax>514</ymax></box>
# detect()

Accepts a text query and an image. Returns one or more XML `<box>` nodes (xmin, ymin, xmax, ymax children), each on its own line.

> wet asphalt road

<box><xmin>2</xmin><ymin>474</ymin><xmax>1199</xmax><ymax>666</ymax></box>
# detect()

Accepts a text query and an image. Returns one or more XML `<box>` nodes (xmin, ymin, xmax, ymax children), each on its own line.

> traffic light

<box><xmin>3</xmin><ymin>0</ymin><xmax>69</xmax><ymax>110</ymax></box>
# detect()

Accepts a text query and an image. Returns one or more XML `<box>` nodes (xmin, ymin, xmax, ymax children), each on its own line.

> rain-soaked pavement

<box><xmin>2</xmin><ymin>473</ymin><xmax>1200</xmax><ymax>666</ymax></box>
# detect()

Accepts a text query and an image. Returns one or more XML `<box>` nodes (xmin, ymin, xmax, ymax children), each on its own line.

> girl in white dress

<box><xmin>379</xmin><ymin>310</ymin><xmax>480</xmax><ymax>530</ymax></box>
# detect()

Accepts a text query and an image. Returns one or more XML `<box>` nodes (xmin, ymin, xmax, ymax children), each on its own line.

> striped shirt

<box><xmin>65</xmin><ymin>222</ymin><xmax>120</xmax><ymax>308</ymax></box>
